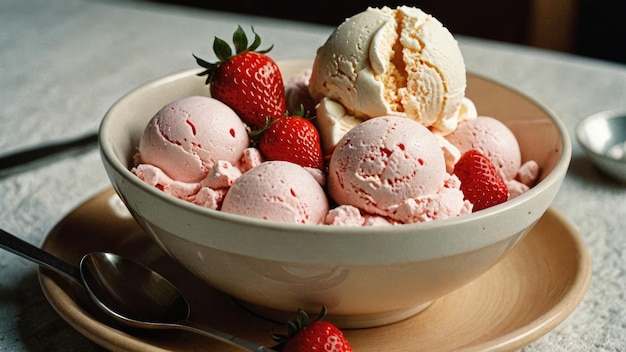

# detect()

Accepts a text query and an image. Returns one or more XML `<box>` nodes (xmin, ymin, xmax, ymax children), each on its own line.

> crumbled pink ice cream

<box><xmin>192</xmin><ymin>187</ymin><xmax>228</xmax><ymax>210</ymax></box>
<box><xmin>133</xmin><ymin>164</ymin><xmax>201</xmax><ymax>200</ymax></box>
<box><xmin>200</xmin><ymin>160</ymin><xmax>242</xmax><ymax>189</ymax></box>
<box><xmin>239</xmin><ymin>148</ymin><xmax>264</xmax><ymax>172</ymax></box>
<box><xmin>385</xmin><ymin>174</ymin><xmax>472</xmax><ymax>223</ymax></box>
<box><xmin>506</xmin><ymin>160</ymin><xmax>540</xmax><ymax>198</ymax></box>
<box><xmin>325</xmin><ymin>205</ymin><xmax>392</xmax><ymax>226</ymax></box>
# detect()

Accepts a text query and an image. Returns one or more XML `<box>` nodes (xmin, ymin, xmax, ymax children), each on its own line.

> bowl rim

<box><xmin>576</xmin><ymin>107</ymin><xmax>626</xmax><ymax>162</ymax></box>
<box><xmin>99</xmin><ymin>66</ymin><xmax>572</xmax><ymax>235</ymax></box>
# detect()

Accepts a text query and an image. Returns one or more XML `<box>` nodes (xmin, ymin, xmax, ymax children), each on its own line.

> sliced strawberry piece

<box><xmin>453</xmin><ymin>149</ymin><xmax>509</xmax><ymax>211</ymax></box>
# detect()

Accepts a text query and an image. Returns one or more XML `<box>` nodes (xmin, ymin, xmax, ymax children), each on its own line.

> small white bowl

<box><xmin>99</xmin><ymin>61</ymin><xmax>571</xmax><ymax>328</ymax></box>
<box><xmin>576</xmin><ymin>109</ymin><xmax>626</xmax><ymax>183</ymax></box>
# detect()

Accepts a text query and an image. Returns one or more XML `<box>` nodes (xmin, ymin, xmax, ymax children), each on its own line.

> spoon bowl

<box><xmin>0</xmin><ymin>228</ymin><xmax>274</xmax><ymax>352</ymax></box>
<box><xmin>80</xmin><ymin>252</ymin><xmax>190</xmax><ymax>326</ymax></box>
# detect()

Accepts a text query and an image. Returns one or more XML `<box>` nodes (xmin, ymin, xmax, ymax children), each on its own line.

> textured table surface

<box><xmin>1</xmin><ymin>0</ymin><xmax>625</xmax><ymax>351</ymax></box>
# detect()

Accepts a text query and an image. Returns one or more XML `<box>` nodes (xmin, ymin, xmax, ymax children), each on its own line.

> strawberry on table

<box><xmin>453</xmin><ymin>149</ymin><xmax>509</xmax><ymax>211</ymax></box>
<box><xmin>256</xmin><ymin>111</ymin><xmax>324</xmax><ymax>170</ymax></box>
<box><xmin>273</xmin><ymin>306</ymin><xmax>353</xmax><ymax>352</ymax></box>
<box><xmin>194</xmin><ymin>25</ymin><xmax>286</xmax><ymax>129</ymax></box>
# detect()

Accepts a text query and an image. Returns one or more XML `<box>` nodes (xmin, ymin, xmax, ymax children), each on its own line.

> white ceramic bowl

<box><xmin>99</xmin><ymin>61</ymin><xmax>571</xmax><ymax>328</ymax></box>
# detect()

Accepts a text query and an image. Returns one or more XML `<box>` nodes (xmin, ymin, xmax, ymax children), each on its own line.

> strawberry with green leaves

<box><xmin>453</xmin><ymin>149</ymin><xmax>509</xmax><ymax>211</ymax></box>
<box><xmin>256</xmin><ymin>110</ymin><xmax>324</xmax><ymax>170</ymax></box>
<box><xmin>273</xmin><ymin>306</ymin><xmax>353</xmax><ymax>352</ymax></box>
<box><xmin>194</xmin><ymin>26</ymin><xmax>286</xmax><ymax>129</ymax></box>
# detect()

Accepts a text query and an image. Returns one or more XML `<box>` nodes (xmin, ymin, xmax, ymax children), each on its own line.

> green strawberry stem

<box><xmin>272</xmin><ymin>306</ymin><xmax>328</xmax><ymax>346</ymax></box>
<box><xmin>193</xmin><ymin>25</ymin><xmax>273</xmax><ymax>84</ymax></box>
<box><xmin>248</xmin><ymin>105</ymin><xmax>309</xmax><ymax>139</ymax></box>
<box><xmin>248</xmin><ymin>117</ymin><xmax>275</xmax><ymax>139</ymax></box>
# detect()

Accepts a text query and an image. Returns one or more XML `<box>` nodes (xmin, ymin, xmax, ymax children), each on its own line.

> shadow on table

<box><xmin>13</xmin><ymin>272</ymin><xmax>107</xmax><ymax>352</ymax></box>
<box><xmin>567</xmin><ymin>154</ymin><xmax>625</xmax><ymax>188</ymax></box>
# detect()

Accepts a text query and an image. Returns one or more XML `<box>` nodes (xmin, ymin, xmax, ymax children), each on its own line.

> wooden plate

<box><xmin>39</xmin><ymin>188</ymin><xmax>590</xmax><ymax>351</ymax></box>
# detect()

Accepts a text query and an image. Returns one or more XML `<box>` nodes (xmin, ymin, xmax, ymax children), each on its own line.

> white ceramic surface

<box><xmin>99</xmin><ymin>60</ymin><xmax>571</xmax><ymax>328</ymax></box>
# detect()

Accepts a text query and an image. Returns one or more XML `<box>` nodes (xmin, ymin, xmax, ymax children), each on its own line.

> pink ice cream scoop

<box><xmin>328</xmin><ymin>116</ymin><xmax>470</xmax><ymax>223</ymax></box>
<box><xmin>221</xmin><ymin>160</ymin><xmax>329</xmax><ymax>224</ymax></box>
<box><xmin>445</xmin><ymin>116</ymin><xmax>521</xmax><ymax>181</ymax></box>
<box><xmin>138</xmin><ymin>96</ymin><xmax>249</xmax><ymax>183</ymax></box>
<box><xmin>445</xmin><ymin>116</ymin><xmax>539</xmax><ymax>198</ymax></box>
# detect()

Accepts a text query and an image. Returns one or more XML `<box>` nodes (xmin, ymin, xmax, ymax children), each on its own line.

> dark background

<box><xmin>146</xmin><ymin>0</ymin><xmax>626</xmax><ymax>64</ymax></box>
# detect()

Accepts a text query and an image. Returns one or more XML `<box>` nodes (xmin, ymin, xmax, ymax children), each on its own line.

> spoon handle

<box><xmin>178</xmin><ymin>319</ymin><xmax>276</xmax><ymax>352</ymax></box>
<box><xmin>0</xmin><ymin>132</ymin><xmax>98</xmax><ymax>170</ymax></box>
<box><xmin>0</xmin><ymin>228</ymin><xmax>83</xmax><ymax>284</ymax></box>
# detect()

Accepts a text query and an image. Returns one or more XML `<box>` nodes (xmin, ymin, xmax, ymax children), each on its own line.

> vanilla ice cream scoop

<box><xmin>308</xmin><ymin>6</ymin><xmax>466</xmax><ymax>133</ymax></box>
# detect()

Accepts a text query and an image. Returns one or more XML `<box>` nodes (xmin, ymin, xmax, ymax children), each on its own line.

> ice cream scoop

<box><xmin>445</xmin><ymin>116</ymin><xmax>522</xmax><ymax>181</ymax></box>
<box><xmin>445</xmin><ymin>116</ymin><xmax>540</xmax><ymax>198</ymax></box>
<box><xmin>308</xmin><ymin>6</ymin><xmax>466</xmax><ymax>134</ymax></box>
<box><xmin>328</xmin><ymin>116</ymin><xmax>470</xmax><ymax>223</ymax></box>
<box><xmin>138</xmin><ymin>96</ymin><xmax>249</xmax><ymax>183</ymax></box>
<box><xmin>221</xmin><ymin>160</ymin><xmax>329</xmax><ymax>224</ymax></box>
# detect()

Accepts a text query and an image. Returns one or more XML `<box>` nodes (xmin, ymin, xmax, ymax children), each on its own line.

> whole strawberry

<box><xmin>257</xmin><ymin>113</ymin><xmax>324</xmax><ymax>170</ymax></box>
<box><xmin>273</xmin><ymin>306</ymin><xmax>353</xmax><ymax>352</ymax></box>
<box><xmin>453</xmin><ymin>149</ymin><xmax>509</xmax><ymax>211</ymax></box>
<box><xmin>194</xmin><ymin>26</ymin><xmax>286</xmax><ymax>129</ymax></box>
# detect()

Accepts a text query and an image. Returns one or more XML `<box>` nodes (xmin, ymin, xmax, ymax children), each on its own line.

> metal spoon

<box><xmin>0</xmin><ymin>228</ymin><xmax>275</xmax><ymax>352</ymax></box>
